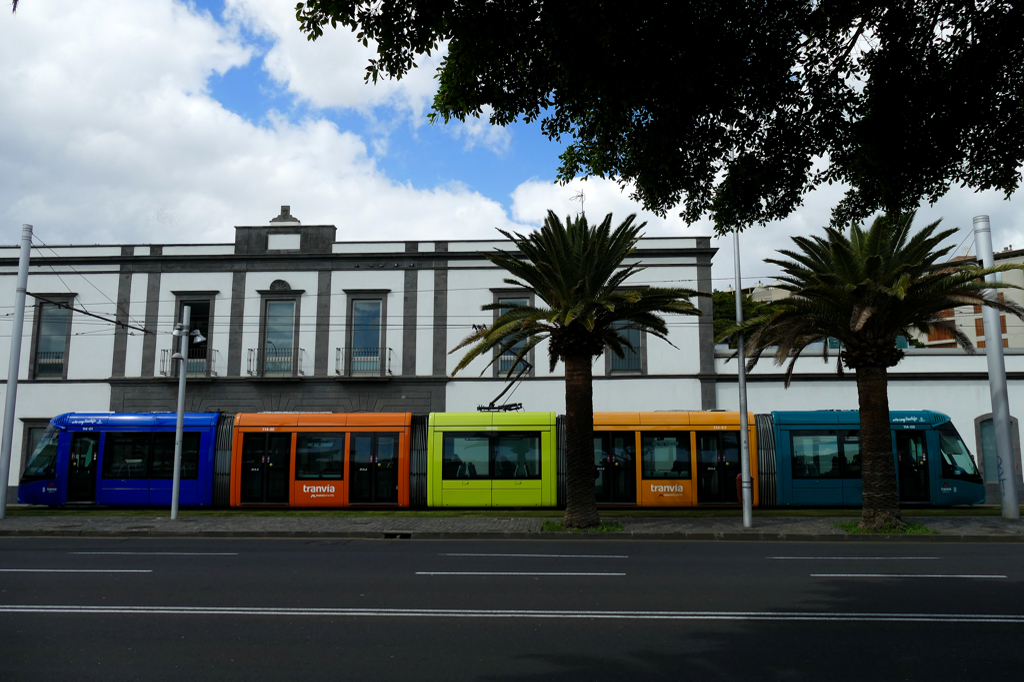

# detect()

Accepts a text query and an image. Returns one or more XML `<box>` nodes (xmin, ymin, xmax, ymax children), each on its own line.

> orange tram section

<box><xmin>224</xmin><ymin>410</ymin><xmax>757</xmax><ymax>509</ymax></box>
<box><xmin>593</xmin><ymin>412</ymin><xmax>758</xmax><ymax>508</ymax></box>
<box><xmin>229</xmin><ymin>413</ymin><xmax>413</xmax><ymax>508</ymax></box>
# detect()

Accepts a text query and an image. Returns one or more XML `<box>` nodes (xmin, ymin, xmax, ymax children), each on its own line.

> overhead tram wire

<box><xmin>30</xmin><ymin>234</ymin><xmax>146</xmax><ymax>330</ymax></box>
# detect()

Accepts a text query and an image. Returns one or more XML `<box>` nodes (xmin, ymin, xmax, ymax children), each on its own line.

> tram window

<box><xmin>20</xmin><ymin>426</ymin><xmax>60</xmax><ymax>482</ymax></box>
<box><xmin>937</xmin><ymin>424</ymin><xmax>982</xmax><ymax>483</ymax></box>
<box><xmin>150</xmin><ymin>433</ymin><xmax>201</xmax><ymax>480</ymax></box>
<box><xmin>103</xmin><ymin>433</ymin><xmax>152</xmax><ymax>479</ymax></box>
<box><xmin>791</xmin><ymin>433</ymin><xmax>841</xmax><ymax>478</ymax></box>
<box><xmin>841</xmin><ymin>433</ymin><xmax>861</xmax><ymax>478</ymax></box>
<box><xmin>296</xmin><ymin>433</ymin><xmax>345</xmax><ymax>480</ymax></box>
<box><xmin>641</xmin><ymin>432</ymin><xmax>691</xmax><ymax>479</ymax></box>
<box><xmin>442</xmin><ymin>433</ymin><xmax>490</xmax><ymax>479</ymax></box>
<box><xmin>493</xmin><ymin>433</ymin><xmax>541</xmax><ymax>479</ymax></box>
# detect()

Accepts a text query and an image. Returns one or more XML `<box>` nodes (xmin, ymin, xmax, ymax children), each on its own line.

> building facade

<box><xmin>2</xmin><ymin>207</ymin><xmax>1022</xmax><ymax>503</ymax></box>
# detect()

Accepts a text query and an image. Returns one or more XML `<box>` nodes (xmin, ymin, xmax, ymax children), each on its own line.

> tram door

<box><xmin>349</xmin><ymin>433</ymin><xmax>399</xmax><ymax>504</ymax></box>
<box><xmin>697</xmin><ymin>432</ymin><xmax>740</xmax><ymax>503</ymax></box>
<box><xmin>240</xmin><ymin>432</ymin><xmax>291</xmax><ymax>504</ymax></box>
<box><xmin>66</xmin><ymin>433</ymin><xmax>99</xmax><ymax>503</ymax></box>
<box><xmin>594</xmin><ymin>432</ymin><xmax>636</xmax><ymax>504</ymax></box>
<box><xmin>895</xmin><ymin>430</ymin><xmax>929</xmax><ymax>502</ymax></box>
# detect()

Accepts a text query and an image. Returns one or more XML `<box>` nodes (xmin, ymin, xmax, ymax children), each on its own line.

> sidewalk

<box><xmin>2</xmin><ymin>511</ymin><xmax>1023</xmax><ymax>541</ymax></box>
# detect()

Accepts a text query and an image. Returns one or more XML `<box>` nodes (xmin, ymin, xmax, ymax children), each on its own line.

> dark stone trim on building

<box><xmin>110</xmin><ymin>246</ymin><xmax>134</xmax><ymax>378</ymax></box>
<box><xmin>140</xmin><ymin>271</ymin><xmax>160</xmax><ymax>378</ymax></box>
<box><xmin>695</xmin><ymin>242</ymin><xmax>716</xmax><ymax>410</ymax></box>
<box><xmin>234</xmin><ymin>223</ymin><xmax>337</xmax><ymax>256</ymax></box>
<box><xmin>314</xmin><ymin>271</ymin><xmax>332</xmax><ymax>376</ymax></box>
<box><xmin>227</xmin><ymin>270</ymin><xmax>246</xmax><ymax>377</ymax></box>
<box><xmin>402</xmin><ymin>266</ymin><xmax>418</xmax><ymax>377</ymax></box>
<box><xmin>432</xmin><ymin>242</ymin><xmax>449</xmax><ymax>377</ymax></box>
<box><xmin>108</xmin><ymin>377</ymin><xmax>447</xmax><ymax>416</ymax></box>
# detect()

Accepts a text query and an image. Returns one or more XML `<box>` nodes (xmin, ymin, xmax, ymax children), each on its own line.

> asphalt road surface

<box><xmin>1</xmin><ymin>537</ymin><xmax>1022</xmax><ymax>681</ymax></box>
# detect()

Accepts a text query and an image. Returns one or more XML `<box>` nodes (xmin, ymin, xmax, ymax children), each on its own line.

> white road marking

<box><xmin>1</xmin><ymin>604</ymin><xmax>1022</xmax><ymax>623</ymax></box>
<box><xmin>71</xmin><ymin>548</ymin><xmax>236</xmax><ymax>552</ymax></box>
<box><xmin>0</xmin><ymin>565</ymin><xmax>151</xmax><ymax>569</ymax></box>
<box><xmin>416</xmin><ymin>571</ymin><xmax>625</xmax><ymax>577</ymax></box>
<box><xmin>769</xmin><ymin>556</ymin><xmax>941</xmax><ymax>561</ymax></box>
<box><xmin>441</xmin><ymin>553</ymin><xmax>628</xmax><ymax>559</ymax></box>
<box><xmin>811</xmin><ymin>573</ymin><xmax>1006</xmax><ymax>579</ymax></box>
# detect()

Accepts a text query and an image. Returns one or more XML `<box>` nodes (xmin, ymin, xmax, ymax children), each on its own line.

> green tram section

<box><xmin>428</xmin><ymin>412</ymin><xmax>558</xmax><ymax>507</ymax></box>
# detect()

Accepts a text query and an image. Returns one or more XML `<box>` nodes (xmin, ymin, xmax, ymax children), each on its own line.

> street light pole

<box><xmin>973</xmin><ymin>216</ymin><xmax>1020</xmax><ymax>520</ymax></box>
<box><xmin>170</xmin><ymin>305</ymin><xmax>190</xmax><ymax>521</ymax></box>
<box><xmin>733</xmin><ymin>229</ymin><xmax>754</xmax><ymax>528</ymax></box>
<box><xmin>0</xmin><ymin>225</ymin><xmax>33</xmax><ymax>520</ymax></box>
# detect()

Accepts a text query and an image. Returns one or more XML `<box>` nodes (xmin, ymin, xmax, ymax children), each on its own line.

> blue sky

<box><xmin>2</xmin><ymin>0</ymin><xmax>1022</xmax><ymax>285</ymax></box>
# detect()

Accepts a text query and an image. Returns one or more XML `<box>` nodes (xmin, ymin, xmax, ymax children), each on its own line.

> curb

<box><xmin>0</xmin><ymin>529</ymin><xmax>1022</xmax><ymax>542</ymax></box>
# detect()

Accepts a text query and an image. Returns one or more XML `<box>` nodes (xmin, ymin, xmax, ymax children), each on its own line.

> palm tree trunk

<box><xmin>856</xmin><ymin>365</ymin><xmax>903</xmax><ymax>530</ymax></box>
<box><xmin>562</xmin><ymin>353</ymin><xmax>600</xmax><ymax>528</ymax></box>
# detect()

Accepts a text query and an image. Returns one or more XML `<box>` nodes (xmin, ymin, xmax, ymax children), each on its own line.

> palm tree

<box><xmin>451</xmin><ymin>210</ymin><xmax>702</xmax><ymax>528</ymax></box>
<box><xmin>728</xmin><ymin>212</ymin><xmax>1024</xmax><ymax>530</ymax></box>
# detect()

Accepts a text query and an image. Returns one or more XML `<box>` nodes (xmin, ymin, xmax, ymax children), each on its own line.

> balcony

<box><xmin>335</xmin><ymin>347</ymin><xmax>394</xmax><ymax>377</ymax></box>
<box><xmin>609</xmin><ymin>348</ymin><xmax>641</xmax><ymax>373</ymax></box>
<box><xmin>160</xmin><ymin>348</ymin><xmax>220</xmax><ymax>377</ymax></box>
<box><xmin>247</xmin><ymin>347</ymin><xmax>307</xmax><ymax>377</ymax></box>
<box><xmin>35</xmin><ymin>351</ymin><xmax>64</xmax><ymax>378</ymax></box>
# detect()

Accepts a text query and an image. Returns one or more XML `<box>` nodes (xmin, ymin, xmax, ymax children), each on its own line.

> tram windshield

<box><xmin>938</xmin><ymin>423</ymin><xmax>982</xmax><ymax>483</ymax></box>
<box><xmin>20</xmin><ymin>425</ymin><xmax>60</xmax><ymax>482</ymax></box>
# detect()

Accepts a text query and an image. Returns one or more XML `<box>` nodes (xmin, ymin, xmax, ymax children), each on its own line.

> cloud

<box><xmin>225</xmin><ymin>0</ymin><xmax>442</xmax><ymax>124</ymax></box>
<box><xmin>0</xmin><ymin>0</ymin><xmax>522</xmax><ymax>247</ymax></box>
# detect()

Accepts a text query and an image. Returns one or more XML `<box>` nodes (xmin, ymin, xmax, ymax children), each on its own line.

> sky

<box><xmin>3</xmin><ymin>0</ymin><xmax>1024</xmax><ymax>286</ymax></box>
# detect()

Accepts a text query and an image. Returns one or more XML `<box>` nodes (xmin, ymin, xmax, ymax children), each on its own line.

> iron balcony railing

<box><xmin>498</xmin><ymin>351</ymin><xmax>528</xmax><ymax>375</ymax></box>
<box><xmin>160</xmin><ymin>348</ymin><xmax>220</xmax><ymax>377</ymax></box>
<box><xmin>335</xmin><ymin>347</ymin><xmax>393</xmax><ymax>376</ymax></box>
<box><xmin>248</xmin><ymin>347</ymin><xmax>306</xmax><ymax>376</ymax></box>
<box><xmin>609</xmin><ymin>348</ymin><xmax>641</xmax><ymax>373</ymax></box>
<box><xmin>35</xmin><ymin>351</ymin><xmax>64</xmax><ymax>377</ymax></box>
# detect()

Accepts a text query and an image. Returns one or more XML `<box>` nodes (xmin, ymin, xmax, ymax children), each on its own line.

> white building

<box><xmin>1</xmin><ymin>206</ymin><xmax>1021</xmax><ymax>503</ymax></box>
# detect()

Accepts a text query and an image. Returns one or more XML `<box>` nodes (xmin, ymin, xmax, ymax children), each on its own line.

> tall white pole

<box><xmin>973</xmin><ymin>216</ymin><xmax>1020</xmax><ymax>520</ymax></box>
<box><xmin>733</xmin><ymin>230</ymin><xmax>753</xmax><ymax>528</ymax></box>
<box><xmin>170</xmin><ymin>306</ymin><xmax>190</xmax><ymax>520</ymax></box>
<box><xmin>0</xmin><ymin>225</ymin><xmax>33</xmax><ymax>520</ymax></box>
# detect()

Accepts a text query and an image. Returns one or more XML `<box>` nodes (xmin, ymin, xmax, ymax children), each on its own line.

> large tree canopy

<box><xmin>296</xmin><ymin>0</ymin><xmax>1024</xmax><ymax>230</ymax></box>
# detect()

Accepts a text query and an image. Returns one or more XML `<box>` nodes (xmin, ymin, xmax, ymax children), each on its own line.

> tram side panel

<box><xmin>229</xmin><ymin>413</ymin><xmax>412</xmax><ymax>508</ymax></box>
<box><xmin>592</xmin><ymin>412</ymin><xmax>759</xmax><ymax>508</ymax></box>
<box><xmin>427</xmin><ymin>412</ymin><xmax>557</xmax><ymax>508</ymax></box>
<box><xmin>769</xmin><ymin>410</ymin><xmax>985</xmax><ymax>507</ymax></box>
<box><xmin>18</xmin><ymin>412</ymin><xmax>220</xmax><ymax>507</ymax></box>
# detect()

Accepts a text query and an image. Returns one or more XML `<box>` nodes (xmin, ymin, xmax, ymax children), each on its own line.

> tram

<box><xmin>17</xmin><ymin>409</ymin><xmax>985</xmax><ymax>508</ymax></box>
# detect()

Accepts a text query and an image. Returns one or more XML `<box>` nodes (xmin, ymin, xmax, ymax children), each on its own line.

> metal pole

<box><xmin>974</xmin><ymin>215</ymin><xmax>1020</xmax><ymax>520</ymax></box>
<box><xmin>733</xmin><ymin>230</ymin><xmax>753</xmax><ymax>528</ymax></box>
<box><xmin>170</xmin><ymin>306</ymin><xmax>190</xmax><ymax>521</ymax></box>
<box><xmin>0</xmin><ymin>225</ymin><xmax>33</xmax><ymax>520</ymax></box>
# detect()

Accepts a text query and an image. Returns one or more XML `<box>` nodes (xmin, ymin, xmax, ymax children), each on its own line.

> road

<box><xmin>1</xmin><ymin>537</ymin><xmax>1021</xmax><ymax>681</ymax></box>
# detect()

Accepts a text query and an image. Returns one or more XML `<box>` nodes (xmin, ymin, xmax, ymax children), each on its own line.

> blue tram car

<box><xmin>755</xmin><ymin>410</ymin><xmax>985</xmax><ymax>507</ymax></box>
<box><xmin>18</xmin><ymin>412</ymin><xmax>221</xmax><ymax>506</ymax></box>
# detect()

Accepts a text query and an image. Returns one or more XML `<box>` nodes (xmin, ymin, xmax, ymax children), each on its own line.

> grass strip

<box><xmin>834</xmin><ymin>521</ymin><xmax>939</xmax><ymax>535</ymax></box>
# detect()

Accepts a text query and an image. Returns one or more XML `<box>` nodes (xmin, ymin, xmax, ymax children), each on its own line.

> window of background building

<box><xmin>607</xmin><ymin>321</ymin><xmax>644</xmax><ymax>374</ymax></box>
<box><xmin>344</xmin><ymin>292</ymin><xmax>388</xmax><ymax>376</ymax></box>
<box><xmin>174</xmin><ymin>293</ymin><xmax>215</xmax><ymax>377</ymax></box>
<box><xmin>20</xmin><ymin>420</ymin><xmax>51</xmax><ymax>478</ymax></box>
<box><xmin>496</xmin><ymin>296</ymin><xmax>529</xmax><ymax>376</ymax></box>
<box><xmin>264</xmin><ymin>300</ymin><xmax>296</xmax><ymax>375</ymax></box>
<box><xmin>31</xmin><ymin>298</ymin><xmax>73</xmax><ymax>379</ymax></box>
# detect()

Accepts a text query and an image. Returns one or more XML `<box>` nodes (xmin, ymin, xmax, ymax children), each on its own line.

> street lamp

<box><xmin>170</xmin><ymin>306</ymin><xmax>192</xmax><ymax>520</ymax></box>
